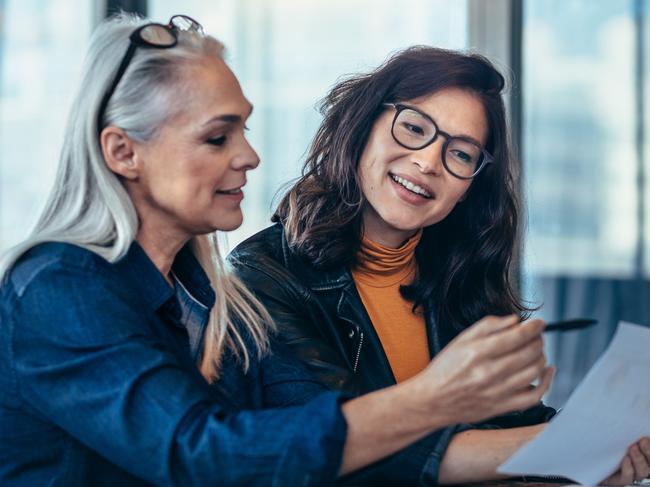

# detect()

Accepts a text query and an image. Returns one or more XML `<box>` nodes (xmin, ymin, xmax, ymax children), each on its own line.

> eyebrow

<box><xmin>400</xmin><ymin>103</ymin><xmax>484</xmax><ymax>147</ymax></box>
<box><xmin>451</xmin><ymin>132</ymin><xmax>483</xmax><ymax>147</ymax></box>
<box><xmin>201</xmin><ymin>105</ymin><xmax>254</xmax><ymax>127</ymax></box>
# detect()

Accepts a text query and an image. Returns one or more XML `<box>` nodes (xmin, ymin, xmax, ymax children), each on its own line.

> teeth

<box><xmin>390</xmin><ymin>175</ymin><xmax>431</xmax><ymax>198</ymax></box>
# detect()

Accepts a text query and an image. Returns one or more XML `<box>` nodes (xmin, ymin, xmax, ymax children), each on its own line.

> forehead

<box><xmin>174</xmin><ymin>57</ymin><xmax>251</xmax><ymax>122</ymax></box>
<box><xmin>404</xmin><ymin>87</ymin><xmax>489</xmax><ymax>145</ymax></box>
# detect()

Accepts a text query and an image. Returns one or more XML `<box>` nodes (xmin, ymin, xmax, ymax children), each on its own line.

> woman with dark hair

<box><xmin>230</xmin><ymin>46</ymin><xmax>650</xmax><ymax>484</ymax></box>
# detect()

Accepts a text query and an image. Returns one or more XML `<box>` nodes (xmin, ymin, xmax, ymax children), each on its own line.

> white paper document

<box><xmin>498</xmin><ymin>321</ymin><xmax>650</xmax><ymax>486</ymax></box>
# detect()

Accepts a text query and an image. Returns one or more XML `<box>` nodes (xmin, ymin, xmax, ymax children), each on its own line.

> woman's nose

<box><xmin>411</xmin><ymin>138</ymin><xmax>445</xmax><ymax>175</ymax></box>
<box><xmin>233</xmin><ymin>137</ymin><xmax>260</xmax><ymax>171</ymax></box>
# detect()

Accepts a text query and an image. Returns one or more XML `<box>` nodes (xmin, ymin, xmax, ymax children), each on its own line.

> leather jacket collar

<box><xmin>276</xmin><ymin>224</ymin><xmax>447</xmax><ymax>389</ymax></box>
<box><xmin>279</xmin><ymin>225</ymin><xmax>352</xmax><ymax>291</ymax></box>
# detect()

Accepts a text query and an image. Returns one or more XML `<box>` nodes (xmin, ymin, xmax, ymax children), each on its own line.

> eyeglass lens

<box><xmin>393</xmin><ymin>108</ymin><xmax>483</xmax><ymax>178</ymax></box>
<box><xmin>169</xmin><ymin>15</ymin><xmax>203</xmax><ymax>33</ymax></box>
<box><xmin>138</xmin><ymin>15</ymin><xmax>203</xmax><ymax>45</ymax></box>
<box><xmin>139</xmin><ymin>25</ymin><xmax>176</xmax><ymax>45</ymax></box>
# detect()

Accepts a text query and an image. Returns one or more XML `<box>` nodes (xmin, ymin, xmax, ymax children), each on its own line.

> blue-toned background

<box><xmin>1</xmin><ymin>0</ymin><xmax>648</xmax><ymax>407</ymax></box>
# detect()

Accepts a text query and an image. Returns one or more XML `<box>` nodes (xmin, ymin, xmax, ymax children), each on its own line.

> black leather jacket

<box><xmin>229</xmin><ymin>223</ymin><xmax>556</xmax><ymax>485</ymax></box>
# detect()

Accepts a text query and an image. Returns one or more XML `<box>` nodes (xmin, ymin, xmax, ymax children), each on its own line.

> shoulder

<box><xmin>228</xmin><ymin>223</ymin><xmax>301</xmax><ymax>285</ymax></box>
<box><xmin>2</xmin><ymin>242</ymin><xmax>163</xmax><ymax>353</ymax></box>
<box><xmin>4</xmin><ymin>242</ymin><xmax>115</xmax><ymax>299</ymax></box>
<box><xmin>228</xmin><ymin>223</ymin><xmax>284</xmax><ymax>266</ymax></box>
<box><xmin>229</xmin><ymin>223</ymin><xmax>351</xmax><ymax>293</ymax></box>
<box><xmin>228</xmin><ymin>224</ymin><xmax>318</xmax><ymax>304</ymax></box>
<box><xmin>1</xmin><ymin>242</ymin><xmax>147</xmax><ymax>348</ymax></box>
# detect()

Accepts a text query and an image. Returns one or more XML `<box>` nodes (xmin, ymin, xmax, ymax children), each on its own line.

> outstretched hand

<box><xmin>414</xmin><ymin>314</ymin><xmax>554</xmax><ymax>426</ymax></box>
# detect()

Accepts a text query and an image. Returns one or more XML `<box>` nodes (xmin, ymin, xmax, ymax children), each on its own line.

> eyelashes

<box><xmin>206</xmin><ymin>135</ymin><xmax>227</xmax><ymax>146</ymax></box>
<box><xmin>205</xmin><ymin>125</ymin><xmax>250</xmax><ymax>147</ymax></box>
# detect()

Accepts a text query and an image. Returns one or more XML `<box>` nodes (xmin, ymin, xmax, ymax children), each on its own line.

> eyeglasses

<box><xmin>97</xmin><ymin>15</ymin><xmax>204</xmax><ymax>135</ymax></box>
<box><xmin>383</xmin><ymin>103</ymin><xmax>494</xmax><ymax>179</ymax></box>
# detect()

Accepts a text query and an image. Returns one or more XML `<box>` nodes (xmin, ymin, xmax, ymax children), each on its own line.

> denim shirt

<box><xmin>0</xmin><ymin>241</ymin><xmax>347</xmax><ymax>486</ymax></box>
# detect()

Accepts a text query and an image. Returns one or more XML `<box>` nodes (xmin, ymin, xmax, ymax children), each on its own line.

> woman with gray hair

<box><xmin>0</xmin><ymin>14</ymin><xmax>554</xmax><ymax>486</ymax></box>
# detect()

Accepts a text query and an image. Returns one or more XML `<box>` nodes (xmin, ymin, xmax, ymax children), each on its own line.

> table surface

<box><xmin>451</xmin><ymin>480</ymin><xmax>650</xmax><ymax>487</ymax></box>
<box><xmin>451</xmin><ymin>482</ymin><xmax>571</xmax><ymax>487</ymax></box>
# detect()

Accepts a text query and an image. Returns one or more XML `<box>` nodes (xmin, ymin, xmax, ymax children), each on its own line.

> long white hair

<box><xmin>0</xmin><ymin>13</ymin><xmax>273</xmax><ymax>381</ymax></box>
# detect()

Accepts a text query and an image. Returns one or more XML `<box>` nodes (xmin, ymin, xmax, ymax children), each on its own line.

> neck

<box><xmin>136</xmin><ymin>220</ymin><xmax>191</xmax><ymax>286</ymax></box>
<box><xmin>362</xmin><ymin>208</ymin><xmax>419</xmax><ymax>248</ymax></box>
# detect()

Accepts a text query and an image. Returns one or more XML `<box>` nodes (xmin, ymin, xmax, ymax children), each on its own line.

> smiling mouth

<box><xmin>216</xmin><ymin>187</ymin><xmax>243</xmax><ymax>194</ymax></box>
<box><xmin>389</xmin><ymin>173</ymin><xmax>432</xmax><ymax>199</ymax></box>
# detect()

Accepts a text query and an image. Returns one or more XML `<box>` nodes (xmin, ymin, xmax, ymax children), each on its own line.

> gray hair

<box><xmin>0</xmin><ymin>13</ymin><xmax>272</xmax><ymax>380</ymax></box>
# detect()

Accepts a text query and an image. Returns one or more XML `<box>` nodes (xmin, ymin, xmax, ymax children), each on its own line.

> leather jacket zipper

<box><xmin>353</xmin><ymin>331</ymin><xmax>364</xmax><ymax>372</ymax></box>
<box><xmin>521</xmin><ymin>475</ymin><xmax>571</xmax><ymax>483</ymax></box>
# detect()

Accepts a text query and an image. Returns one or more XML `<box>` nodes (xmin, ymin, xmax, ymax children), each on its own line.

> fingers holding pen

<box><xmin>492</xmin><ymin>355</ymin><xmax>549</xmax><ymax>396</ymax></box>
<box><xmin>454</xmin><ymin>316</ymin><xmax>546</xmax><ymax>381</ymax></box>
<box><xmin>485</xmin><ymin>319</ymin><xmax>552</xmax><ymax>409</ymax></box>
<box><xmin>457</xmin><ymin>337</ymin><xmax>546</xmax><ymax>395</ymax></box>
<box><xmin>502</xmin><ymin>365</ymin><xmax>555</xmax><ymax>413</ymax></box>
<box><xmin>490</xmin><ymin>333</ymin><xmax>545</xmax><ymax>371</ymax></box>
<box><xmin>478</xmin><ymin>317</ymin><xmax>545</xmax><ymax>359</ymax></box>
<box><xmin>462</xmin><ymin>314</ymin><xmax>521</xmax><ymax>339</ymax></box>
<box><xmin>417</xmin><ymin>314</ymin><xmax>555</xmax><ymax>424</ymax></box>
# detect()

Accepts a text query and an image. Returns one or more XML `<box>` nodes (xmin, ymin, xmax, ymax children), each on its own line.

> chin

<box><xmin>214</xmin><ymin>214</ymin><xmax>244</xmax><ymax>232</ymax></box>
<box><xmin>381</xmin><ymin>213</ymin><xmax>426</xmax><ymax>233</ymax></box>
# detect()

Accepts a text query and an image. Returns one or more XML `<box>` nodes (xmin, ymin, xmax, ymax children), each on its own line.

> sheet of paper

<box><xmin>498</xmin><ymin>321</ymin><xmax>650</xmax><ymax>486</ymax></box>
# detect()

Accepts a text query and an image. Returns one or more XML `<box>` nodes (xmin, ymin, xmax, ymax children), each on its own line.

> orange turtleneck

<box><xmin>351</xmin><ymin>230</ymin><xmax>430</xmax><ymax>383</ymax></box>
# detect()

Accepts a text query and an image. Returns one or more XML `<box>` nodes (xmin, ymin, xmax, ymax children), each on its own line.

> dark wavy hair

<box><xmin>274</xmin><ymin>46</ymin><xmax>531</xmax><ymax>334</ymax></box>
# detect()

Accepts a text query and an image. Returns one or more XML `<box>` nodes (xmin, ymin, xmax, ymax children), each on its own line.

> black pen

<box><xmin>543</xmin><ymin>318</ymin><xmax>598</xmax><ymax>332</ymax></box>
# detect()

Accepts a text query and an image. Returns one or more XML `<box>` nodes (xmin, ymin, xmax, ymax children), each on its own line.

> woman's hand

<box><xmin>339</xmin><ymin>314</ymin><xmax>552</xmax><ymax>475</ymax></box>
<box><xmin>410</xmin><ymin>314</ymin><xmax>554</xmax><ymax>425</ymax></box>
<box><xmin>600</xmin><ymin>437</ymin><xmax>650</xmax><ymax>486</ymax></box>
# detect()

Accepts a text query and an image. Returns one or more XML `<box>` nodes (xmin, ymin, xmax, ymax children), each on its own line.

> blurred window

<box><xmin>523</xmin><ymin>0</ymin><xmax>643</xmax><ymax>278</ymax></box>
<box><xmin>0</xmin><ymin>0</ymin><xmax>92</xmax><ymax>252</ymax></box>
<box><xmin>521</xmin><ymin>0</ymin><xmax>649</xmax><ymax>407</ymax></box>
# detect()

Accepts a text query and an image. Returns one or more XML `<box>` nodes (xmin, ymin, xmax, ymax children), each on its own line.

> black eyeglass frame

<box><xmin>96</xmin><ymin>15</ymin><xmax>203</xmax><ymax>136</ymax></box>
<box><xmin>383</xmin><ymin>102</ymin><xmax>495</xmax><ymax>180</ymax></box>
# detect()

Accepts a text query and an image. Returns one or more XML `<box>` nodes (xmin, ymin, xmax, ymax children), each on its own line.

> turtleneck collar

<box><xmin>353</xmin><ymin>229</ymin><xmax>422</xmax><ymax>286</ymax></box>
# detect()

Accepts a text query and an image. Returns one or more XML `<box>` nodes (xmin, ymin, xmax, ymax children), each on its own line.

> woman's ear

<box><xmin>100</xmin><ymin>126</ymin><xmax>139</xmax><ymax>180</ymax></box>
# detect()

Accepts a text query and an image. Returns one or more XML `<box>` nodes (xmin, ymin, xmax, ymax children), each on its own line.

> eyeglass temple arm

<box><xmin>96</xmin><ymin>42</ymin><xmax>138</xmax><ymax>135</ymax></box>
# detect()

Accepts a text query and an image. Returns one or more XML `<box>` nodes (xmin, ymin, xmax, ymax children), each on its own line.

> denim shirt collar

<box><xmin>114</xmin><ymin>241</ymin><xmax>216</xmax><ymax>312</ymax></box>
<box><xmin>172</xmin><ymin>244</ymin><xmax>216</xmax><ymax>309</ymax></box>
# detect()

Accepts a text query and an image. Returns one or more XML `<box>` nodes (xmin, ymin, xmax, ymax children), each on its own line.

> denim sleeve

<box><xmin>9</xmin><ymin>263</ymin><xmax>346</xmax><ymax>486</ymax></box>
<box><xmin>260</xmin><ymin>339</ymin><xmax>337</xmax><ymax>407</ymax></box>
<box><xmin>260</xmin><ymin>341</ymin><xmax>457</xmax><ymax>487</ymax></box>
<box><xmin>336</xmin><ymin>426</ymin><xmax>458</xmax><ymax>487</ymax></box>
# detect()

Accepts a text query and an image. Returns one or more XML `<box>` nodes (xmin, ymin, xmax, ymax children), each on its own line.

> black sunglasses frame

<box><xmin>96</xmin><ymin>15</ymin><xmax>202</xmax><ymax>136</ymax></box>
<box><xmin>384</xmin><ymin>103</ymin><xmax>494</xmax><ymax>180</ymax></box>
